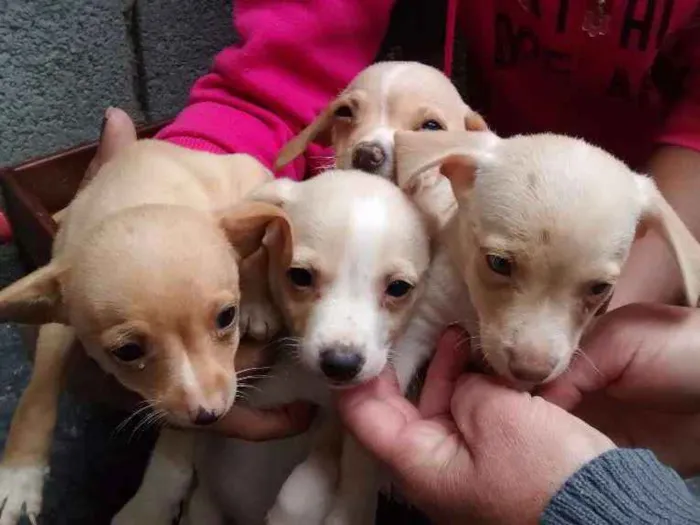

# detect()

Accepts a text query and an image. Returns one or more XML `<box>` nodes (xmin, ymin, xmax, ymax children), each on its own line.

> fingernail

<box><xmin>100</xmin><ymin>107</ymin><xmax>115</xmax><ymax>138</ymax></box>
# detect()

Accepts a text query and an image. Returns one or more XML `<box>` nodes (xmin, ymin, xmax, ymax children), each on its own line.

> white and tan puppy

<box><xmin>276</xmin><ymin>61</ymin><xmax>486</xmax><ymax>180</ymax></box>
<box><xmin>115</xmin><ymin>169</ymin><xmax>434</xmax><ymax>525</ymax></box>
<box><xmin>389</xmin><ymin>130</ymin><xmax>700</xmax><ymax>392</ymax></box>
<box><xmin>0</xmin><ymin>114</ymin><xmax>290</xmax><ymax>525</ymax></box>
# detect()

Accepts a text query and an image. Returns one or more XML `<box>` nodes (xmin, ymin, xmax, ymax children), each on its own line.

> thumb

<box><xmin>98</xmin><ymin>107</ymin><xmax>137</xmax><ymax>161</ymax></box>
<box><xmin>336</xmin><ymin>367</ymin><xmax>420</xmax><ymax>464</ymax></box>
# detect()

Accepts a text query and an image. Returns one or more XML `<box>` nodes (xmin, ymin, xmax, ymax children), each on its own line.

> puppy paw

<box><xmin>0</xmin><ymin>465</ymin><xmax>46</xmax><ymax>525</ymax></box>
<box><xmin>240</xmin><ymin>300</ymin><xmax>282</xmax><ymax>341</ymax></box>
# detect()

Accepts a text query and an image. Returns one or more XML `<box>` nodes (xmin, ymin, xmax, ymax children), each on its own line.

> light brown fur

<box><xmin>0</xmin><ymin>113</ymin><xmax>290</xmax><ymax>525</ymax></box>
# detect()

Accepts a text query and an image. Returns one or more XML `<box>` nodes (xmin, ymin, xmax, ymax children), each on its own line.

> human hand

<box><xmin>541</xmin><ymin>303</ymin><xmax>700</xmax><ymax>476</ymax></box>
<box><xmin>336</xmin><ymin>329</ymin><xmax>614</xmax><ymax>524</ymax></box>
<box><xmin>84</xmin><ymin>107</ymin><xmax>137</xmax><ymax>184</ymax></box>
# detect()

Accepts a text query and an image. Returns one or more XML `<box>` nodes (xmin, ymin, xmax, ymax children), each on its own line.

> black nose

<box><xmin>352</xmin><ymin>142</ymin><xmax>386</xmax><ymax>173</ymax></box>
<box><xmin>193</xmin><ymin>407</ymin><xmax>220</xmax><ymax>426</ymax></box>
<box><xmin>319</xmin><ymin>347</ymin><xmax>365</xmax><ymax>382</ymax></box>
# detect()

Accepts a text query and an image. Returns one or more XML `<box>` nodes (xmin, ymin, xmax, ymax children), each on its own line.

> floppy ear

<box><xmin>218</xmin><ymin>202</ymin><xmax>294</xmax><ymax>266</ymax></box>
<box><xmin>635</xmin><ymin>175</ymin><xmax>700</xmax><ymax>306</ymax></box>
<box><xmin>394</xmin><ymin>130</ymin><xmax>500</xmax><ymax>197</ymax></box>
<box><xmin>246</xmin><ymin>178</ymin><xmax>298</xmax><ymax>208</ymax></box>
<box><xmin>464</xmin><ymin>108</ymin><xmax>489</xmax><ymax>132</ymax></box>
<box><xmin>275</xmin><ymin>97</ymin><xmax>350</xmax><ymax>171</ymax></box>
<box><xmin>0</xmin><ymin>263</ymin><xmax>69</xmax><ymax>324</ymax></box>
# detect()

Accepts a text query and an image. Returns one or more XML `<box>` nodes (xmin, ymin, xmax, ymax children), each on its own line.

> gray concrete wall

<box><xmin>0</xmin><ymin>0</ymin><xmax>233</xmax><ymax>167</ymax></box>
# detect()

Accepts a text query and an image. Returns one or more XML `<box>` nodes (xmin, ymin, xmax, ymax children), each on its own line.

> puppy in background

<box><xmin>276</xmin><ymin>60</ymin><xmax>487</xmax><ymax>231</ymax></box>
<box><xmin>0</xmin><ymin>111</ymin><xmax>291</xmax><ymax>525</ymax></box>
<box><xmin>388</xmin><ymin>129</ymin><xmax>700</xmax><ymax>394</ymax></box>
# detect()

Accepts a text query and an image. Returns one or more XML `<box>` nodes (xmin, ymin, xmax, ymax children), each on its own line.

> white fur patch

<box><xmin>180</xmin><ymin>355</ymin><xmax>206</xmax><ymax>410</ymax></box>
<box><xmin>304</xmin><ymin>196</ymin><xmax>390</xmax><ymax>380</ymax></box>
<box><xmin>378</xmin><ymin>64</ymin><xmax>410</xmax><ymax>126</ymax></box>
<box><xmin>0</xmin><ymin>465</ymin><xmax>47</xmax><ymax>525</ymax></box>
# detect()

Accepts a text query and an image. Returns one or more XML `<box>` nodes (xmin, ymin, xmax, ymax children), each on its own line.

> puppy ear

<box><xmin>218</xmin><ymin>202</ymin><xmax>294</xmax><ymax>264</ymax></box>
<box><xmin>464</xmin><ymin>108</ymin><xmax>488</xmax><ymax>132</ymax></box>
<box><xmin>395</xmin><ymin>130</ymin><xmax>499</xmax><ymax>197</ymax></box>
<box><xmin>635</xmin><ymin>175</ymin><xmax>700</xmax><ymax>306</ymax></box>
<box><xmin>275</xmin><ymin>97</ymin><xmax>350</xmax><ymax>171</ymax></box>
<box><xmin>0</xmin><ymin>263</ymin><xmax>69</xmax><ymax>324</ymax></box>
<box><xmin>247</xmin><ymin>178</ymin><xmax>298</xmax><ymax>208</ymax></box>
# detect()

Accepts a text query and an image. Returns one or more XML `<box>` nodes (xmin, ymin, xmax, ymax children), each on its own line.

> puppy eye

<box><xmin>589</xmin><ymin>282</ymin><xmax>612</xmax><ymax>296</ymax></box>
<box><xmin>385</xmin><ymin>280</ymin><xmax>414</xmax><ymax>298</ymax></box>
<box><xmin>486</xmin><ymin>254</ymin><xmax>512</xmax><ymax>276</ymax></box>
<box><xmin>333</xmin><ymin>105</ymin><xmax>353</xmax><ymax>119</ymax></box>
<box><xmin>112</xmin><ymin>343</ymin><xmax>145</xmax><ymax>363</ymax></box>
<box><xmin>287</xmin><ymin>267</ymin><xmax>314</xmax><ymax>288</ymax></box>
<box><xmin>420</xmin><ymin>119</ymin><xmax>445</xmax><ymax>131</ymax></box>
<box><xmin>216</xmin><ymin>305</ymin><xmax>237</xmax><ymax>330</ymax></box>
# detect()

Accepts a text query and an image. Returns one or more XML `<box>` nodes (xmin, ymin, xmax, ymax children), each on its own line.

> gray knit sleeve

<box><xmin>541</xmin><ymin>449</ymin><xmax>700</xmax><ymax>524</ymax></box>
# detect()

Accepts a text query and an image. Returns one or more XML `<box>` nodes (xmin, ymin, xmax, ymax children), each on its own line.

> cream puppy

<box><xmin>0</xmin><ymin>121</ymin><xmax>290</xmax><ymax>525</ymax></box>
<box><xmin>276</xmin><ymin>61</ymin><xmax>487</xmax><ymax>180</ymax></box>
<box><xmin>114</xmin><ymin>169</ymin><xmax>433</xmax><ymax>525</ymax></box>
<box><xmin>389</xmin><ymin>130</ymin><xmax>700</xmax><ymax>392</ymax></box>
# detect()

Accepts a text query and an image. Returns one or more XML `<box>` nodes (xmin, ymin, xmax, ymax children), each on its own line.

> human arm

<box><xmin>611</xmin><ymin>31</ymin><xmax>700</xmax><ymax>308</ymax></box>
<box><xmin>543</xmin><ymin>448</ymin><xmax>700</xmax><ymax>525</ymax></box>
<box><xmin>156</xmin><ymin>0</ymin><xmax>396</xmax><ymax>180</ymax></box>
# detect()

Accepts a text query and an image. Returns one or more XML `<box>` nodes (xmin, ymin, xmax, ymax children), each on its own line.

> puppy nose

<box><xmin>193</xmin><ymin>407</ymin><xmax>220</xmax><ymax>426</ymax></box>
<box><xmin>509</xmin><ymin>363</ymin><xmax>551</xmax><ymax>383</ymax></box>
<box><xmin>319</xmin><ymin>347</ymin><xmax>365</xmax><ymax>382</ymax></box>
<box><xmin>352</xmin><ymin>142</ymin><xmax>386</xmax><ymax>173</ymax></box>
<box><xmin>507</xmin><ymin>348</ymin><xmax>556</xmax><ymax>383</ymax></box>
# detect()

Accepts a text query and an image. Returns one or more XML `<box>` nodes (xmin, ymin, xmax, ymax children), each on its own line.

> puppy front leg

<box><xmin>240</xmin><ymin>247</ymin><xmax>283</xmax><ymax>341</ymax></box>
<box><xmin>0</xmin><ymin>323</ymin><xmax>74</xmax><ymax>525</ymax></box>
<box><xmin>323</xmin><ymin>434</ymin><xmax>380</xmax><ymax>525</ymax></box>
<box><xmin>112</xmin><ymin>428</ymin><xmax>196</xmax><ymax>525</ymax></box>
<box><xmin>182</xmin><ymin>480</ymin><xmax>225</xmax><ymax>525</ymax></box>
<box><xmin>267</xmin><ymin>417</ymin><xmax>343</xmax><ymax>525</ymax></box>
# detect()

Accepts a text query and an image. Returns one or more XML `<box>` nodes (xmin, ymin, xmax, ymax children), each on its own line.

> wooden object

<box><xmin>0</xmin><ymin>121</ymin><xmax>168</xmax><ymax>270</ymax></box>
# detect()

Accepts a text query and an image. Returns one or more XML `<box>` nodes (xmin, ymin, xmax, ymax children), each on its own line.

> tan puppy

<box><xmin>114</xmin><ymin>169</ymin><xmax>434</xmax><ymax>525</ymax></box>
<box><xmin>276</xmin><ymin>61</ymin><xmax>486</xmax><ymax>180</ymax></box>
<box><xmin>0</xmin><ymin>115</ymin><xmax>290</xmax><ymax>525</ymax></box>
<box><xmin>390</xmin><ymin>130</ymin><xmax>700</xmax><ymax>391</ymax></box>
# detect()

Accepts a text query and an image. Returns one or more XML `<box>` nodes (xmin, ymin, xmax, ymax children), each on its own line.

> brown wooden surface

<box><xmin>0</xmin><ymin>120</ymin><xmax>168</xmax><ymax>270</ymax></box>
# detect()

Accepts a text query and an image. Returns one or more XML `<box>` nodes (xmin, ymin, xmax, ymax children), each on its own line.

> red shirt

<box><xmin>158</xmin><ymin>0</ymin><xmax>700</xmax><ymax>177</ymax></box>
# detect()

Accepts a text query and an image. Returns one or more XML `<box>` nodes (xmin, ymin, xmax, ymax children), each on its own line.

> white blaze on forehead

<box><xmin>379</xmin><ymin>64</ymin><xmax>410</xmax><ymax>123</ymax></box>
<box><xmin>180</xmin><ymin>354</ymin><xmax>206</xmax><ymax>409</ymax></box>
<box><xmin>355</xmin><ymin>64</ymin><xmax>410</xmax><ymax>163</ymax></box>
<box><xmin>303</xmin><ymin>195</ymin><xmax>390</xmax><ymax>369</ymax></box>
<box><xmin>344</xmin><ymin>195</ymin><xmax>389</xmax><ymax>279</ymax></box>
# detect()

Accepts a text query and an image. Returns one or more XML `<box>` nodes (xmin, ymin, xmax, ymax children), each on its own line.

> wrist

<box><xmin>542</xmin><ymin>448</ymin><xmax>700</xmax><ymax>525</ymax></box>
<box><xmin>611</xmin><ymin>232</ymin><xmax>682</xmax><ymax>308</ymax></box>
